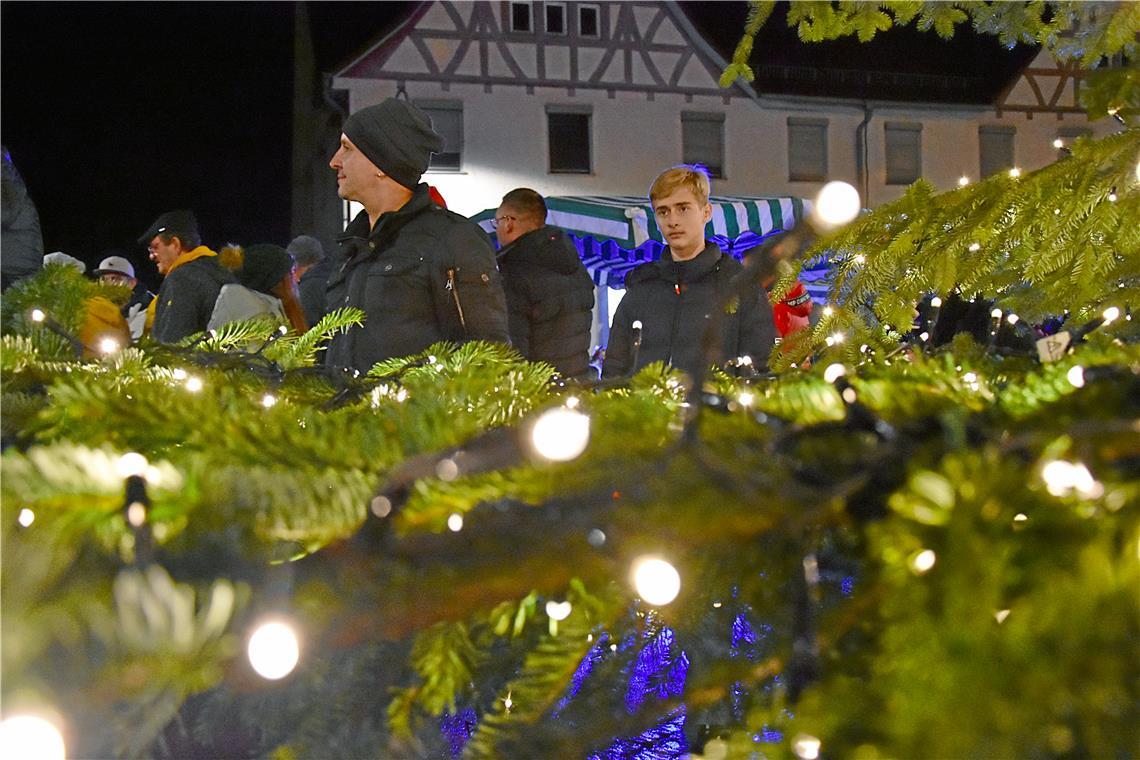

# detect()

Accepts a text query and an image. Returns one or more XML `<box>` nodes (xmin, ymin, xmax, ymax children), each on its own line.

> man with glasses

<box><xmin>493</xmin><ymin>188</ymin><xmax>595</xmax><ymax>379</ymax></box>
<box><xmin>138</xmin><ymin>209</ymin><xmax>235</xmax><ymax>343</ymax></box>
<box><xmin>602</xmin><ymin>165</ymin><xmax>776</xmax><ymax>380</ymax></box>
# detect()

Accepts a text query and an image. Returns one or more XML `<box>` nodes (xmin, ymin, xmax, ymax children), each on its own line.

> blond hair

<box><xmin>649</xmin><ymin>164</ymin><xmax>711</xmax><ymax>206</ymax></box>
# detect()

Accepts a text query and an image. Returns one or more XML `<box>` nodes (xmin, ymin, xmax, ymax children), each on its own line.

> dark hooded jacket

<box><xmin>602</xmin><ymin>242</ymin><xmax>777</xmax><ymax>380</ymax></box>
<box><xmin>298</xmin><ymin>257</ymin><xmax>332</xmax><ymax>327</ymax></box>
<box><xmin>498</xmin><ymin>225</ymin><xmax>595</xmax><ymax>379</ymax></box>
<box><xmin>152</xmin><ymin>248</ymin><xmax>237</xmax><ymax>343</ymax></box>
<box><xmin>325</xmin><ymin>184</ymin><xmax>509</xmax><ymax>372</ymax></box>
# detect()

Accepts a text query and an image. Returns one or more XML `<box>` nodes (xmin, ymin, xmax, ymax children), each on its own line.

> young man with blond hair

<box><xmin>602</xmin><ymin>165</ymin><xmax>776</xmax><ymax>379</ymax></box>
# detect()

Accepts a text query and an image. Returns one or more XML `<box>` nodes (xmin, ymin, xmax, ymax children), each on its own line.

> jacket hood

<box><xmin>498</xmin><ymin>226</ymin><xmax>583</xmax><ymax>276</ymax></box>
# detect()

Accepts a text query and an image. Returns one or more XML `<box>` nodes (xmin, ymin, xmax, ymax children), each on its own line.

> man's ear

<box><xmin>702</xmin><ymin>203</ymin><xmax>713</xmax><ymax>223</ymax></box>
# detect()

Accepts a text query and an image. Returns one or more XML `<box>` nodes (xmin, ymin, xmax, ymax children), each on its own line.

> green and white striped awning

<box><xmin>473</xmin><ymin>194</ymin><xmax>810</xmax><ymax>248</ymax></box>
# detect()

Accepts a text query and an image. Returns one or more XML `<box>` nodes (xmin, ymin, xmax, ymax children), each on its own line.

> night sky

<box><xmin>2</xmin><ymin>1</ymin><xmax>1034</xmax><ymax>289</ymax></box>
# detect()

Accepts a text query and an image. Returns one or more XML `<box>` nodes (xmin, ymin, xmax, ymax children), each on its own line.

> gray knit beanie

<box><xmin>286</xmin><ymin>235</ymin><xmax>325</xmax><ymax>267</ymax></box>
<box><xmin>342</xmin><ymin>99</ymin><xmax>443</xmax><ymax>190</ymax></box>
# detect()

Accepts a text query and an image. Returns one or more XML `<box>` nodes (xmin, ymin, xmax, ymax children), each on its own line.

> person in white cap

<box><xmin>93</xmin><ymin>254</ymin><xmax>154</xmax><ymax>340</ymax></box>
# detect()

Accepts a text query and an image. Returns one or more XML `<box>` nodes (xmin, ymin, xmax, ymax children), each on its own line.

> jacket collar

<box><xmin>166</xmin><ymin>245</ymin><xmax>217</xmax><ymax>276</ymax></box>
<box><xmin>338</xmin><ymin>184</ymin><xmax>435</xmax><ymax>245</ymax></box>
<box><xmin>655</xmin><ymin>242</ymin><xmax>723</xmax><ymax>283</ymax></box>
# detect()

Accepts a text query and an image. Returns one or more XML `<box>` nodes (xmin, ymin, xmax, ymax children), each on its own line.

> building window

<box><xmin>787</xmin><ymin>117</ymin><xmax>827</xmax><ymax>182</ymax></box>
<box><xmin>547</xmin><ymin>105</ymin><xmax>591</xmax><ymax>173</ymax></box>
<box><xmin>545</xmin><ymin>2</ymin><xmax>566</xmax><ymax>34</ymax></box>
<box><xmin>682</xmin><ymin>112</ymin><xmax>725</xmax><ymax>179</ymax></box>
<box><xmin>979</xmin><ymin>125</ymin><xmax>1015</xmax><ymax>178</ymax></box>
<box><xmin>509</xmin><ymin>2</ymin><xmax>532</xmax><ymax>33</ymax></box>
<box><xmin>416</xmin><ymin>100</ymin><xmax>463</xmax><ymax>171</ymax></box>
<box><xmin>578</xmin><ymin>4</ymin><xmax>600</xmax><ymax>38</ymax></box>
<box><xmin>885</xmin><ymin>122</ymin><xmax>922</xmax><ymax>185</ymax></box>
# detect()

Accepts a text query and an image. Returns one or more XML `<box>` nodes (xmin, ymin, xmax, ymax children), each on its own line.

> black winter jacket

<box><xmin>298</xmin><ymin>257</ymin><xmax>332</xmax><ymax>327</ymax></box>
<box><xmin>602</xmin><ymin>243</ymin><xmax>777</xmax><ymax>380</ymax></box>
<box><xmin>498</xmin><ymin>226</ymin><xmax>595</xmax><ymax>379</ymax></box>
<box><xmin>153</xmin><ymin>253</ymin><xmax>236</xmax><ymax>343</ymax></box>
<box><xmin>325</xmin><ymin>185</ymin><xmax>509</xmax><ymax>372</ymax></box>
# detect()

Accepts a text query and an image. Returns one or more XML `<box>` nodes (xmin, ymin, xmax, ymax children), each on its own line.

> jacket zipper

<box><xmin>446</xmin><ymin>268</ymin><xmax>468</xmax><ymax>334</ymax></box>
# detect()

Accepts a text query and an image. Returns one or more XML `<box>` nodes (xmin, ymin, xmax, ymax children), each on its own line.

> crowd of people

<box><xmin>4</xmin><ymin>98</ymin><xmax>805</xmax><ymax>382</ymax></box>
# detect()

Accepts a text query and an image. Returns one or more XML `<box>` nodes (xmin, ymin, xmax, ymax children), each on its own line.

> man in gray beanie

<box><xmin>325</xmin><ymin>97</ymin><xmax>508</xmax><ymax>372</ymax></box>
<box><xmin>286</xmin><ymin>234</ymin><xmax>331</xmax><ymax>327</ymax></box>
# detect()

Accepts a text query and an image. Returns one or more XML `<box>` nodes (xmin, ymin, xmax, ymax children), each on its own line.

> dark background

<box><xmin>2</xmin><ymin>1</ymin><xmax>1033</xmax><ymax>287</ymax></box>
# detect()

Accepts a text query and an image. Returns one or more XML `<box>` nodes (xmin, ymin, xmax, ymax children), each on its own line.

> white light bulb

<box><xmin>370</xmin><ymin>495</ymin><xmax>392</xmax><ymax>518</ymax></box>
<box><xmin>99</xmin><ymin>337</ymin><xmax>120</xmax><ymax>354</ymax></box>
<box><xmin>919</xmin><ymin>331</ymin><xmax>931</xmax><ymax>342</ymax></box>
<box><xmin>793</xmin><ymin>734</ymin><xmax>822</xmax><ymax>760</ymax></box>
<box><xmin>528</xmin><ymin>407</ymin><xmax>590</xmax><ymax>462</ymax></box>
<box><xmin>261</xmin><ymin>394</ymin><xmax>277</xmax><ymax>408</ymax></box>
<box><xmin>184</xmin><ymin>377</ymin><xmax>203</xmax><ymax>393</ymax></box>
<box><xmin>994</xmin><ymin>609</ymin><xmax>1011</xmax><ymax>623</ymax></box>
<box><xmin>841</xmin><ymin>388</ymin><xmax>857</xmax><ymax>403</ymax></box>
<box><xmin>823</xmin><ymin>363</ymin><xmax>846</xmax><ymax>383</ymax></box>
<box><xmin>30</xmin><ymin>308</ymin><xmax>46</xmax><ymax>323</ymax></box>
<box><xmin>545</xmin><ymin>600</ymin><xmax>572</xmax><ymax>621</ymax></box>
<box><xmin>247</xmin><ymin>621</ymin><xmax>300</xmax><ymax>680</ymax></box>
<box><xmin>822</xmin><ymin>306</ymin><xmax>834</xmax><ymax>317</ymax></box>
<box><xmin>1053</xmin><ymin>138</ymin><xmax>1064</xmax><ymax>149</ymax></box>
<box><xmin>1066</xmin><ymin>365</ymin><xmax>1085</xmax><ymax>388</ymax></box>
<box><xmin>968</xmin><ymin>243</ymin><xmax>981</xmax><ymax>252</ymax></box>
<box><xmin>958</xmin><ymin>176</ymin><xmax>969</xmax><ymax>187</ymax></box>
<box><xmin>565</xmin><ymin>396</ymin><xmax>580</xmax><ymax>409</ymax></box>
<box><xmin>1042</xmin><ymin>460</ymin><xmax>1077</xmax><ymax>496</ymax></box>
<box><xmin>1009</xmin><ymin>167</ymin><xmax>1021</xmax><ymax>178</ymax></box>
<box><xmin>395</xmin><ymin>388</ymin><xmax>408</xmax><ymax>403</ymax></box>
<box><xmin>0</xmin><ymin>715</ymin><xmax>66</xmax><ymax>760</ymax></box>
<box><xmin>829</xmin><ymin>331</ymin><xmax>845</xmax><ymax>345</ymax></box>
<box><xmin>632</xmin><ymin>319</ymin><xmax>643</xmax><ymax>330</ymax></box>
<box><xmin>1006</xmin><ymin>313</ymin><xmax>1019</xmax><ymax>325</ymax></box>
<box><xmin>1102</xmin><ymin>306</ymin><xmax>1120</xmax><ymax>324</ymax></box>
<box><xmin>852</xmin><ymin>254</ymin><xmax>865</xmax><ymax>264</ymax></box>
<box><xmin>18</xmin><ymin>508</ymin><xmax>35</xmax><ymax>527</ymax></box>
<box><xmin>116</xmin><ymin>452</ymin><xmax>149</xmax><ymax>478</ymax></box>
<box><xmin>1107</xmin><ymin>191</ymin><xmax>1117</xmax><ymax>202</ymax></box>
<box><xmin>738</xmin><ymin>391</ymin><xmax>754</xmax><ymax>407</ymax></box>
<box><xmin>127</xmin><ymin>502</ymin><xmax>147</xmax><ymax>527</ymax></box>
<box><xmin>910</xmin><ymin>549</ymin><xmax>936</xmax><ymax>574</ymax></box>
<box><xmin>931</xmin><ymin>296</ymin><xmax>943</xmax><ymax>308</ymax></box>
<box><xmin>1013</xmin><ymin>513</ymin><xmax>1028</xmax><ymax>522</ymax></box>
<box><xmin>631</xmin><ymin>556</ymin><xmax>681</xmax><ymax>606</ymax></box>
<box><xmin>447</xmin><ymin>513</ymin><xmax>464</xmax><ymax>532</ymax></box>
<box><xmin>990</xmin><ymin>308</ymin><xmax>1002</xmax><ymax>320</ymax></box>
<box><xmin>813</xmin><ymin>181</ymin><xmax>861</xmax><ymax>227</ymax></box>
<box><xmin>171</xmin><ymin>368</ymin><xmax>188</xmax><ymax>381</ymax></box>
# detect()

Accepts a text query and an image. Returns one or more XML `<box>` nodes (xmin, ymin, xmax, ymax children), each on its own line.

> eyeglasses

<box><xmin>490</xmin><ymin>215</ymin><xmax>516</xmax><ymax>229</ymax></box>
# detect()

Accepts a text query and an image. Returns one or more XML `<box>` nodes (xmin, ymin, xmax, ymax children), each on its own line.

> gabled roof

<box><xmin>333</xmin><ymin>1</ymin><xmax>758</xmax><ymax>101</ymax></box>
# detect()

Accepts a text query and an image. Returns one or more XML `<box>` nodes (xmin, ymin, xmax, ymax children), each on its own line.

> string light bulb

<box><xmin>1102</xmin><ymin>306</ymin><xmax>1120</xmax><ymax>324</ymax></box>
<box><xmin>793</xmin><ymin>734</ymin><xmax>822</xmax><ymax>760</ymax></box>
<box><xmin>98</xmin><ymin>337</ymin><xmax>121</xmax><ymax>354</ymax></box>
<box><xmin>0</xmin><ymin>715</ymin><xmax>66</xmax><ymax>760</ymax></box>
<box><xmin>631</xmin><ymin>556</ymin><xmax>681</xmax><ymax>606</ymax></box>
<box><xmin>1066</xmin><ymin>366</ymin><xmax>1085</xmax><ymax>388</ymax></box>
<box><xmin>812</xmin><ymin>181</ymin><xmax>861</xmax><ymax>228</ymax></box>
<box><xmin>958</xmin><ymin>176</ymin><xmax>969</xmax><ymax>187</ymax></box>
<box><xmin>171</xmin><ymin>368</ymin><xmax>188</xmax><ymax>381</ymax></box>
<box><xmin>1009</xmin><ymin>167</ymin><xmax>1021</xmax><ymax>178</ymax></box>
<box><xmin>931</xmin><ymin>296</ymin><xmax>942</xmax><ymax>308</ymax></box>
<box><xmin>545</xmin><ymin>600</ymin><xmax>572</xmax><ymax>621</ymax></box>
<box><xmin>30</xmin><ymin>308</ymin><xmax>46</xmax><ymax>323</ymax></box>
<box><xmin>824</xmin><ymin>363</ymin><xmax>846</xmax><ymax>383</ymax></box>
<box><xmin>528</xmin><ymin>407</ymin><xmax>590</xmax><ymax>462</ymax></box>
<box><xmin>1053</xmin><ymin>138</ymin><xmax>1064</xmax><ymax>149</ymax></box>
<box><xmin>184</xmin><ymin>376</ymin><xmax>203</xmax><ymax>393</ymax></box>
<box><xmin>968</xmin><ymin>243</ymin><xmax>981</xmax><ymax>252</ymax></box>
<box><xmin>1107</xmin><ymin>189</ymin><xmax>1117</xmax><ymax>202</ymax></box>
<box><xmin>116</xmin><ymin>452</ymin><xmax>149</xmax><ymax>478</ymax></box>
<box><xmin>18</xmin><ymin>508</ymin><xmax>35</xmax><ymax>527</ymax></box>
<box><xmin>909</xmin><ymin>549</ymin><xmax>937</xmax><ymax>574</ymax></box>
<box><xmin>261</xmin><ymin>393</ymin><xmax>278</xmax><ymax>408</ymax></box>
<box><xmin>247</xmin><ymin>621</ymin><xmax>300</xmax><ymax>680</ymax></box>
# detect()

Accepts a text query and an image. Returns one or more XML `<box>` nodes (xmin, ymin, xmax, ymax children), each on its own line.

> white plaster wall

<box><xmin>332</xmin><ymin>77</ymin><xmax>1121</xmax><ymax>217</ymax></box>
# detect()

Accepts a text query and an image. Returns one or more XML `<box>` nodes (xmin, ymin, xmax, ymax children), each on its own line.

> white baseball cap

<box><xmin>93</xmin><ymin>256</ymin><xmax>135</xmax><ymax>279</ymax></box>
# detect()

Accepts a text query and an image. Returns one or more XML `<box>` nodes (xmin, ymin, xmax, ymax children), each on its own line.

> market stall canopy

<box><xmin>472</xmin><ymin>194</ymin><xmax>816</xmax><ymax>290</ymax></box>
